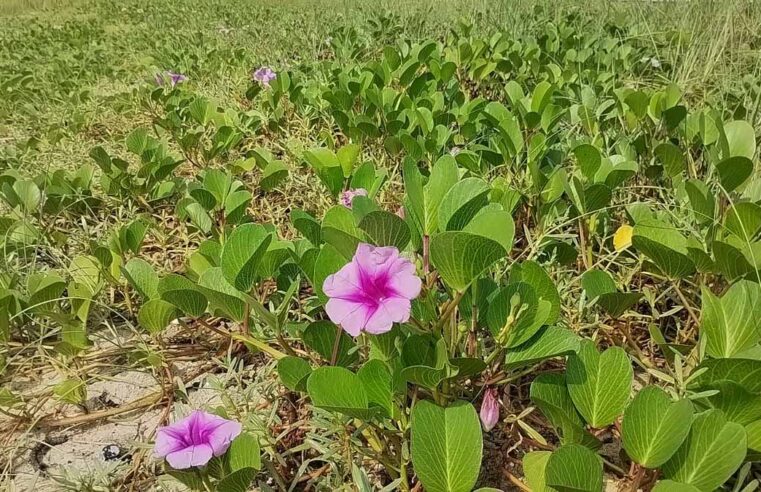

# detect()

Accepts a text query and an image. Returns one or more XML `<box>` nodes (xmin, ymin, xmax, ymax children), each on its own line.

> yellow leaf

<box><xmin>614</xmin><ymin>224</ymin><xmax>633</xmax><ymax>252</ymax></box>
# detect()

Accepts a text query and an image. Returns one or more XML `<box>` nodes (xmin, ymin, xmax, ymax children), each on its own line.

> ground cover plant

<box><xmin>2</xmin><ymin>0</ymin><xmax>761</xmax><ymax>490</ymax></box>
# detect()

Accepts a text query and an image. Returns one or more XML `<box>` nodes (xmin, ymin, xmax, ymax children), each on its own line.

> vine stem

<box><xmin>673</xmin><ymin>281</ymin><xmax>700</xmax><ymax>327</ymax></box>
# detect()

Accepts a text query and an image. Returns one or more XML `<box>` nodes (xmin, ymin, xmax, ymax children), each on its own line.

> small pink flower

<box><xmin>480</xmin><ymin>388</ymin><xmax>500</xmax><ymax>431</ymax></box>
<box><xmin>154</xmin><ymin>410</ymin><xmax>242</xmax><ymax>469</ymax></box>
<box><xmin>339</xmin><ymin>188</ymin><xmax>368</xmax><ymax>208</ymax></box>
<box><xmin>252</xmin><ymin>66</ymin><xmax>277</xmax><ymax>86</ymax></box>
<box><xmin>155</xmin><ymin>71</ymin><xmax>187</xmax><ymax>88</ymax></box>
<box><xmin>323</xmin><ymin>243</ymin><xmax>422</xmax><ymax>336</ymax></box>
<box><xmin>449</xmin><ymin>146</ymin><xmax>461</xmax><ymax>156</ymax></box>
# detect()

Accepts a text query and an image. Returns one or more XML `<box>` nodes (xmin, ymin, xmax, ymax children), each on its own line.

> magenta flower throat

<box><xmin>323</xmin><ymin>244</ymin><xmax>421</xmax><ymax>336</ymax></box>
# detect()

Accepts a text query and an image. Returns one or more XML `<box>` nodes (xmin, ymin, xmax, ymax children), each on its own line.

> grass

<box><xmin>2</xmin><ymin>0</ymin><xmax>761</xmax><ymax>490</ymax></box>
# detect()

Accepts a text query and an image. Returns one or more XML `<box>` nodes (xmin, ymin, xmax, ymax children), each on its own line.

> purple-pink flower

<box><xmin>339</xmin><ymin>188</ymin><xmax>368</xmax><ymax>208</ymax></box>
<box><xmin>154</xmin><ymin>410</ymin><xmax>241</xmax><ymax>469</ymax></box>
<box><xmin>252</xmin><ymin>66</ymin><xmax>277</xmax><ymax>86</ymax></box>
<box><xmin>154</xmin><ymin>71</ymin><xmax>188</xmax><ymax>88</ymax></box>
<box><xmin>480</xmin><ymin>388</ymin><xmax>500</xmax><ymax>431</ymax></box>
<box><xmin>323</xmin><ymin>243</ymin><xmax>422</xmax><ymax>336</ymax></box>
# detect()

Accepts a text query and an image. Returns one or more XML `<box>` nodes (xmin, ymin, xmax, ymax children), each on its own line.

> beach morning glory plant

<box><xmin>155</xmin><ymin>71</ymin><xmax>188</xmax><ymax>88</ymax></box>
<box><xmin>154</xmin><ymin>410</ymin><xmax>241</xmax><ymax>469</ymax></box>
<box><xmin>323</xmin><ymin>243</ymin><xmax>421</xmax><ymax>336</ymax></box>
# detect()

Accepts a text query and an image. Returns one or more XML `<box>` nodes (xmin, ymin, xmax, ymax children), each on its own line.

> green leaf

<box><xmin>358</xmin><ymin>210</ymin><xmax>410</xmax><ymax>250</ymax></box>
<box><xmin>260</xmin><ymin>161</ymin><xmax>288</xmax><ymax>191</ymax></box>
<box><xmin>689</xmin><ymin>358</ymin><xmax>761</xmax><ymax>394</ymax></box>
<box><xmin>307</xmin><ymin>366</ymin><xmax>373</xmax><ymax>419</ymax></box>
<box><xmin>303</xmin><ymin>320</ymin><xmax>357</xmax><ymax>366</ymax></box>
<box><xmin>530</xmin><ymin>373</ymin><xmax>599</xmax><ymax>448</ymax></box>
<box><xmin>716</xmin><ymin>156</ymin><xmax>753</xmax><ymax>192</ymax></box>
<box><xmin>277</xmin><ymin>356</ymin><xmax>312</xmax><ymax>392</ymax></box>
<box><xmin>411</xmin><ymin>400</ymin><xmax>482</xmax><ymax>492</ymax></box>
<box><xmin>724</xmin><ymin>202</ymin><xmax>761</xmax><ymax>241</ymax></box>
<box><xmin>125</xmin><ymin>127</ymin><xmax>149</xmax><ymax>155</ymax></box>
<box><xmin>358</xmin><ymin>359</ymin><xmax>393</xmax><ymax>417</ymax></box>
<box><xmin>228</xmin><ymin>432</ymin><xmax>261</xmax><ymax>472</ymax></box>
<box><xmin>27</xmin><ymin>273</ymin><xmax>66</xmax><ymax>312</ymax></box>
<box><xmin>137</xmin><ymin>299</ymin><xmax>177</xmax><ymax>334</ymax></box>
<box><xmin>486</xmin><ymin>282</ymin><xmax>551</xmax><ymax>347</ymax></box>
<box><xmin>304</xmin><ymin>148</ymin><xmax>344</xmax><ymax>196</ymax></box>
<box><xmin>651</xmin><ymin>481</ymin><xmax>702</xmax><ymax>492</ymax></box>
<box><xmin>203</xmin><ymin>169</ymin><xmax>232</xmax><ymax>205</ymax></box>
<box><xmin>523</xmin><ymin>451</ymin><xmax>555</xmax><ymax>492</ymax></box>
<box><xmin>291</xmin><ymin>209</ymin><xmax>322</xmax><ymax>246</ymax></box>
<box><xmin>462</xmin><ymin>209</ymin><xmax>514</xmax><ymax>253</ymax></box>
<box><xmin>545</xmin><ymin>444</ymin><xmax>603</xmax><ymax>492</ymax></box>
<box><xmin>198</xmin><ymin>267</ymin><xmax>246</xmax><ymax>321</ymax></box>
<box><xmin>12</xmin><ymin>180</ymin><xmax>41</xmax><ymax>212</ymax></box>
<box><xmin>504</xmin><ymin>326</ymin><xmax>580</xmax><ymax>368</ymax></box>
<box><xmin>622</xmin><ymin>386</ymin><xmax>694</xmax><ymax>468</ymax></box>
<box><xmin>157</xmin><ymin>274</ymin><xmax>208</xmax><ymax>317</ymax></box>
<box><xmin>54</xmin><ymin>378</ymin><xmax>86</xmax><ymax>405</ymax></box>
<box><xmin>701</xmin><ymin>380</ymin><xmax>761</xmax><ymax>425</ymax></box>
<box><xmin>573</xmin><ymin>144</ymin><xmax>601</xmax><ymax>181</ymax></box>
<box><xmin>654</xmin><ymin>142</ymin><xmax>685</xmax><ymax>177</ymax></box>
<box><xmin>510</xmin><ymin>261</ymin><xmax>561</xmax><ymax>325</ymax></box>
<box><xmin>122</xmin><ymin>258</ymin><xmax>159</xmax><ymax>300</ymax></box>
<box><xmin>700</xmin><ymin>280</ymin><xmax>761</xmax><ymax>358</ymax></box>
<box><xmin>567</xmin><ymin>340</ymin><xmax>632</xmax><ymax>428</ymax></box>
<box><xmin>220</xmin><ymin>224</ymin><xmax>272</xmax><ymax>292</ymax></box>
<box><xmin>437</xmin><ymin>177</ymin><xmax>490</xmax><ymax>231</ymax></box>
<box><xmin>430</xmin><ymin>231</ymin><xmax>505</xmax><ymax>291</ymax></box>
<box><xmin>632</xmin><ymin>219</ymin><xmax>695</xmax><ymax>279</ymax></box>
<box><xmin>216</xmin><ymin>468</ymin><xmax>256</xmax><ymax>492</ymax></box>
<box><xmin>424</xmin><ymin>155</ymin><xmax>459</xmax><ymax>234</ymax></box>
<box><xmin>337</xmin><ymin>143</ymin><xmax>361</xmax><ymax>177</ymax></box>
<box><xmin>321</xmin><ymin>205</ymin><xmax>364</xmax><ymax>259</ymax></box>
<box><xmin>723</xmin><ymin>120</ymin><xmax>756</xmax><ymax>159</ymax></box>
<box><xmin>662</xmin><ymin>409</ymin><xmax>747</xmax><ymax>491</ymax></box>
<box><xmin>401</xmin><ymin>336</ymin><xmax>458</xmax><ymax>389</ymax></box>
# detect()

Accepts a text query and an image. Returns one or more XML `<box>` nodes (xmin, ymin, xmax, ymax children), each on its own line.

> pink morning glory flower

<box><xmin>339</xmin><ymin>188</ymin><xmax>368</xmax><ymax>208</ymax></box>
<box><xmin>323</xmin><ymin>243</ymin><xmax>421</xmax><ymax>336</ymax></box>
<box><xmin>154</xmin><ymin>410</ymin><xmax>242</xmax><ymax>469</ymax></box>
<box><xmin>252</xmin><ymin>66</ymin><xmax>277</xmax><ymax>86</ymax></box>
<box><xmin>480</xmin><ymin>388</ymin><xmax>500</xmax><ymax>431</ymax></box>
<box><xmin>155</xmin><ymin>71</ymin><xmax>188</xmax><ymax>88</ymax></box>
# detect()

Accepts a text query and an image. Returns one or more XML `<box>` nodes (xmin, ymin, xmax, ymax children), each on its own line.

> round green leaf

<box><xmin>220</xmin><ymin>224</ymin><xmax>272</xmax><ymax>292</ymax></box>
<box><xmin>430</xmin><ymin>231</ymin><xmax>505</xmax><ymax>291</ymax></box>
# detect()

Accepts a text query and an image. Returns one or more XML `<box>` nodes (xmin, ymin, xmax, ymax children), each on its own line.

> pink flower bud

<box><xmin>480</xmin><ymin>388</ymin><xmax>500</xmax><ymax>431</ymax></box>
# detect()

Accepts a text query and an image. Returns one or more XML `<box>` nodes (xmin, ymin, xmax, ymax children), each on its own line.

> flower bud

<box><xmin>480</xmin><ymin>387</ymin><xmax>500</xmax><ymax>431</ymax></box>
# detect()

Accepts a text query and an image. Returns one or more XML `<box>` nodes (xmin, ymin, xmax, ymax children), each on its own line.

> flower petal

<box><xmin>388</xmin><ymin>260</ymin><xmax>422</xmax><ymax>299</ymax></box>
<box><xmin>325</xmin><ymin>298</ymin><xmax>371</xmax><ymax>336</ymax></box>
<box><xmin>322</xmin><ymin>261</ymin><xmax>362</xmax><ymax>298</ymax></box>
<box><xmin>207</xmin><ymin>420</ymin><xmax>242</xmax><ymax>456</ymax></box>
<box><xmin>165</xmin><ymin>444</ymin><xmax>213</xmax><ymax>469</ymax></box>
<box><xmin>364</xmin><ymin>297</ymin><xmax>410</xmax><ymax>334</ymax></box>
<box><xmin>154</xmin><ymin>427</ymin><xmax>186</xmax><ymax>457</ymax></box>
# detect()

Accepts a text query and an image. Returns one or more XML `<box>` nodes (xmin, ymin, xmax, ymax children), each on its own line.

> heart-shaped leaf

<box><xmin>545</xmin><ymin>444</ymin><xmax>603</xmax><ymax>492</ymax></box>
<box><xmin>530</xmin><ymin>373</ymin><xmax>599</xmax><ymax>448</ymax></box>
<box><xmin>277</xmin><ymin>356</ymin><xmax>312</xmax><ymax>392</ymax></box>
<box><xmin>358</xmin><ymin>210</ymin><xmax>410</xmax><ymax>250</ymax></box>
<box><xmin>622</xmin><ymin>386</ymin><xmax>694</xmax><ymax>468</ymax></box>
<box><xmin>411</xmin><ymin>400</ymin><xmax>482</xmax><ymax>492</ymax></box>
<box><xmin>221</xmin><ymin>224</ymin><xmax>272</xmax><ymax>292</ymax></box>
<box><xmin>137</xmin><ymin>299</ymin><xmax>178</xmax><ymax>334</ymax></box>
<box><xmin>505</xmin><ymin>326</ymin><xmax>580</xmax><ymax>368</ymax></box>
<box><xmin>430</xmin><ymin>231</ymin><xmax>505</xmax><ymax>291</ymax></box>
<box><xmin>700</xmin><ymin>280</ymin><xmax>761</xmax><ymax>358</ymax></box>
<box><xmin>307</xmin><ymin>366</ymin><xmax>373</xmax><ymax>419</ymax></box>
<box><xmin>157</xmin><ymin>274</ymin><xmax>207</xmax><ymax>317</ymax></box>
<box><xmin>303</xmin><ymin>320</ymin><xmax>357</xmax><ymax>366</ymax></box>
<box><xmin>662</xmin><ymin>409</ymin><xmax>746</xmax><ymax>491</ymax></box>
<box><xmin>567</xmin><ymin>340</ymin><xmax>632</xmax><ymax>428</ymax></box>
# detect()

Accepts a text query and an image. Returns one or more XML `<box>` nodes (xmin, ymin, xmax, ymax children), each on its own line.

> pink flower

<box><xmin>252</xmin><ymin>66</ymin><xmax>277</xmax><ymax>86</ymax></box>
<box><xmin>323</xmin><ymin>243</ymin><xmax>421</xmax><ymax>336</ymax></box>
<box><xmin>155</xmin><ymin>71</ymin><xmax>188</xmax><ymax>88</ymax></box>
<box><xmin>480</xmin><ymin>388</ymin><xmax>500</xmax><ymax>431</ymax></box>
<box><xmin>154</xmin><ymin>410</ymin><xmax>242</xmax><ymax>469</ymax></box>
<box><xmin>339</xmin><ymin>188</ymin><xmax>368</xmax><ymax>208</ymax></box>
